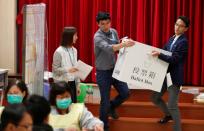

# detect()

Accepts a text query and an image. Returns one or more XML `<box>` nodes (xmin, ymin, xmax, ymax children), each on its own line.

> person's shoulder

<box><xmin>178</xmin><ymin>34</ymin><xmax>188</xmax><ymax>44</ymax></box>
<box><xmin>72</xmin><ymin>47</ymin><xmax>77</xmax><ymax>52</ymax></box>
<box><xmin>94</xmin><ymin>30</ymin><xmax>105</xmax><ymax>42</ymax></box>
<box><xmin>180</xmin><ymin>34</ymin><xmax>188</xmax><ymax>40</ymax></box>
<box><xmin>94</xmin><ymin>29</ymin><xmax>102</xmax><ymax>37</ymax></box>
<box><xmin>53</xmin><ymin>46</ymin><xmax>64</xmax><ymax>57</ymax></box>
<box><xmin>110</xmin><ymin>28</ymin><xmax>118</xmax><ymax>34</ymax></box>
<box><xmin>55</xmin><ymin>46</ymin><xmax>64</xmax><ymax>53</ymax></box>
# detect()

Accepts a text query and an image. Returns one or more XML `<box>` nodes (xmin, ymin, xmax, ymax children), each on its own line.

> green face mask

<box><xmin>7</xmin><ymin>94</ymin><xmax>23</xmax><ymax>104</ymax></box>
<box><xmin>56</xmin><ymin>98</ymin><xmax>72</xmax><ymax>109</ymax></box>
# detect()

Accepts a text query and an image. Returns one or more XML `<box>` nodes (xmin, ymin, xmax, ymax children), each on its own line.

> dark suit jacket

<box><xmin>158</xmin><ymin>34</ymin><xmax>188</xmax><ymax>86</ymax></box>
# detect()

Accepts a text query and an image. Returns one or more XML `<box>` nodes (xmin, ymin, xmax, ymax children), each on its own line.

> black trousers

<box><xmin>68</xmin><ymin>81</ymin><xmax>77</xmax><ymax>103</ymax></box>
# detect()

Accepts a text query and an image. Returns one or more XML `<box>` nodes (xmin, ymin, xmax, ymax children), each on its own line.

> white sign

<box><xmin>113</xmin><ymin>41</ymin><xmax>172</xmax><ymax>92</ymax></box>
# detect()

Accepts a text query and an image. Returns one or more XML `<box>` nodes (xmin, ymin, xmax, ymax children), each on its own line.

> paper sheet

<box><xmin>74</xmin><ymin>60</ymin><xmax>93</xmax><ymax>81</ymax></box>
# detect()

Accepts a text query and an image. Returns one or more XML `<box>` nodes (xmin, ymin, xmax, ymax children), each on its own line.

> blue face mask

<box><xmin>7</xmin><ymin>94</ymin><xmax>23</xmax><ymax>104</ymax></box>
<box><xmin>56</xmin><ymin>98</ymin><xmax>72</xmax><ymax>109</ymax></box>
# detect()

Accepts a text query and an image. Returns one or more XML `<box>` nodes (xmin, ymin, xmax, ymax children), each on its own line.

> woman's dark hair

<box><xmin>177</xmin><ymin>16</ymin><xmax>190</xmax><ymax>27</ymax></box>
<box><xmin>24</xmin><ymin>95</ymin><xmax>51</xmax><ymax>125</ymax></box>
<box><xmin>5</xmin><ymin>79</ymin><xmax>29</xmax><ymax>101</ymax></box>
<box><xmin>49</xmin><ymin>81</ymin><xmax>72</xmax><ymax>106</ymax></box>
<box><xmin>96</xmin><ymin>11</ymin><xmax>111</xmax><ymax>23</ymax></box>
<box><xmin>60</xmin><ymin>27</ymin><xmax>77</xmax><ymax>47</ymax></box>
<box><xmin>0</xmin><ymin>104</ymin><xmax>28</xmax><ymax>130</ymax></box>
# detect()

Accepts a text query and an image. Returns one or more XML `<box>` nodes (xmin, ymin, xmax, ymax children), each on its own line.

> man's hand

<box><xmin>122</xmin><ymin>39</ymin><xmax>135</xmax><ymax>47</ymax></box>
<box><xmin>113</xmin><ymin>39</ymin><xmax>135</xmax><ymax>52</ymax></box>
<box><xmin>151</xmin><ymin>50</ymin><xmax>160</xmax><ymax>57</ymax></box>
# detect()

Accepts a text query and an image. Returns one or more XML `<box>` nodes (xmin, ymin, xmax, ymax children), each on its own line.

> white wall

<box><xmin>0</xmin><ymin>0</ymin><xmax>17</xmax><ymax>73</ymax></box>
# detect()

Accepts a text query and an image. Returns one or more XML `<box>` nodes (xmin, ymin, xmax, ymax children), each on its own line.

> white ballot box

<box><xmin>113</xmin><ymin>41</ymin><xmax>172</xmax><ymax>92</ymax></box>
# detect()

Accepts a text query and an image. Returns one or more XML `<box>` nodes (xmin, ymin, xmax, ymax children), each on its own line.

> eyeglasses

<box><xmin>175</xmin><ymin>23</ymin><xmax>186</xmax><ymax>28</ymax></box>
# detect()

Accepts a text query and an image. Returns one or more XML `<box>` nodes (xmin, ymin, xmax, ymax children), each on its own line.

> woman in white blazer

<box><xmin>52</xmin><ymin>27</ymin><xmax>79</xmax><ymax>103</ymax></box>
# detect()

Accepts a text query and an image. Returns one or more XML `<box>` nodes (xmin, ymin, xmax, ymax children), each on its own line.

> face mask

<box><xmin>56</xmin><ymin>98</ymin><xmax>72</xmax><ymax>109</ymax></box>
<box><xmin>7</xmin><ymin>94</ymin><xmax>23</xmax><ymax>104</ymax></box>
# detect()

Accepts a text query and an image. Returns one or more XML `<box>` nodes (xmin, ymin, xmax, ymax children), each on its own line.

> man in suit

<box><xmin>151</xmin><ymin>16</ymin><xmax>190</xmax><ymax>131</ymax></box>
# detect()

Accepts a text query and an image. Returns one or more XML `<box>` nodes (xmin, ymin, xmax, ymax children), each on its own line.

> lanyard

<box><xmin>65</xmin><ymin>47</ymin><xmax>74</xmax><ymax>66</ymax></box>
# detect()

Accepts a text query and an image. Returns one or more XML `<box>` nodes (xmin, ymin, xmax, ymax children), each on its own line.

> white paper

<box><xmin>113</xmin><ymin>41</ymin><xmax>172</xmax><ymax>92</ymax></box>
<box><xmin>166</xmin><ymin>73</ymin><xmax>173</xmax><ymax>87</ymax></box>
<box><xmin>74</xmin><ymin>60</ymin><xmax>93</xmax><ymax>81</ymax></box>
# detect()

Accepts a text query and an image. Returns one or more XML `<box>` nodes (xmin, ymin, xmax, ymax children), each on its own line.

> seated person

<box><xmin>0</xmin><ymin>104</ymin><xmax>33</xmax><ymax>131</ymax></box>
<box><xmin>0</xmin><ymin>79</ymin><xmax>29</xmax><ymax>116</ymax></box>
<box><xmin>24</xmin><ymin>94</ymin><xmax>53</xmax><ymax>131</ymax></box>
<box><xmin>4</xmin><ymin>79</ymin><xmax>29</xmax><ymax>105</ymax></box>
<box><xmin>49</xmin><ymin>81</ymin><xmax>103</xmax><ymax>131</ymax></box>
